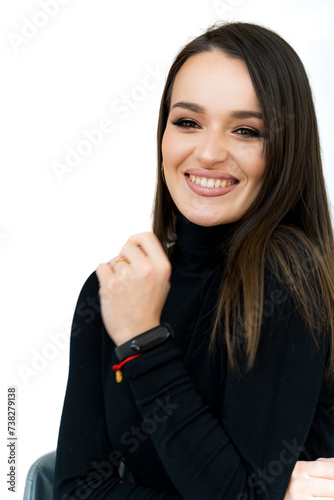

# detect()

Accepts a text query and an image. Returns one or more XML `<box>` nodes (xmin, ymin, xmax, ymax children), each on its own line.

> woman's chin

<box><xmin>177</xmin><ymin>205</ymin><xmax>235</xmax><ymax>227</ymax></box>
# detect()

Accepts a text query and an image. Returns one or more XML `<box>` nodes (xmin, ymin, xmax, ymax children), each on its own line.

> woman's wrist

<box><xmin>114</xmin><ymin>324</ymin><xmax>172</xmax><ymax>361</ymax></box>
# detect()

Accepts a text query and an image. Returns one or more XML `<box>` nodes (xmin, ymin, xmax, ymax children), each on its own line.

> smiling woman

<box><xmin>54</xmin><ymin>22</ymin><xmax>334</xmax><ymax>500</ymax></box>
<box><xmin>162</xmin><ymin>51</ymin><xmax>266</xmax><ymax>225</ymax></box>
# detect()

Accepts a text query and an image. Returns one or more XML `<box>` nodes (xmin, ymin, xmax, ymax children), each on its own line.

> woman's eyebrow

<box><xmin>171</xmin><ymin>102</ymin><xmax>263</xmax><ymax>120</ymax></box>
<box><xmin>171</xmin><ymin>101</ymin><xmax>205</xmax><ymax>113</ymax></box>
<box><xmin>230</xmin><ymin>110</ymin><xmax>263</xmax><ymax>119</ymax></box>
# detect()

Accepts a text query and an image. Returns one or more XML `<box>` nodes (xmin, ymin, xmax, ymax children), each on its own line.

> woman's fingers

<box><xmin>312</xmin><ymin>459</ymin><xmax>334</xmax><ymax>480</ymax></box>
<box><xmin>96</xmin><ymin>232</ymin><xmax>172</xmax><ymax>345</ymax></box>
<box><xmin>289</xmin><ymin>478</ymin><xmax>334</xmax><ymax>497</ymax></box>
<box><xmin>317</xmin><ymin>457</ymin><xmax>334</xmax><ymax>464</ymax></box>
<box><xmin>301</xmin><ymin>459</ymin><xmax>334</xmax><ymax>480</ymax></box>
<box><xmin>285</xmin><ymin>460</ymin><xmax>334</xmax><ymax>499</ymax></box>
<box><xmin>120</xmin><ymin>232</ymin><xmax>171</xmax><ymax>278</ymax></box>
<box><xmin>96</xmin><ymin>263</ymin><xmax>124</xmax><ymax>299</ymax></box>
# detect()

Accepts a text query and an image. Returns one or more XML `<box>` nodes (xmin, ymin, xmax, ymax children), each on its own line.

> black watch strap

<box><xmin>114</xmin><ymin>323</ymin><xmax>172</xmax><ymax>362</ymax></box>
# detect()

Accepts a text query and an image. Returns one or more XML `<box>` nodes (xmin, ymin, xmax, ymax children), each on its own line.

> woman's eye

<box><xmin>234</xmin><ymin>127</ymin><xmax>263</xmax><ymax>138</ymax></box>
<box><xmin>171</xmin><ymin>119</ymin><xmax>201</xmax><ymax>129</ymax></box>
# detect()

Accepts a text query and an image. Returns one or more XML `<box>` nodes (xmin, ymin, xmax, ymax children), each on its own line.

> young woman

<box><xmin>54</xmin><ymin>22</ymin><xmax>334</xmax><ymax>499</ymax></box>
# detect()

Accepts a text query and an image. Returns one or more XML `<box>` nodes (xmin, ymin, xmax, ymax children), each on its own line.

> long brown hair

<box><xmin>152</xmin><ymin>22</ymin><xmax>334</xmax><ymax>377</ymax></box>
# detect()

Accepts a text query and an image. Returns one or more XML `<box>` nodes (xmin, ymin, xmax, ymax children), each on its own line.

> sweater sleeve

<box><xmin>122</xmin><ymin>275</ymin><xmax>332</xmax><ymax>500</ymax></box>
<box><xmin>53</xmin><ymin>272</ymin><xmax>181</xmax><ymax>500</ymax></box>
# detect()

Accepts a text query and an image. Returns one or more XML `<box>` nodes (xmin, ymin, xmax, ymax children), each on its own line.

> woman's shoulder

<box><xmin>77</xmin><ymin>270</ymin><xmax>99</xmax><ymax>301</ymax></box>
<box><xmin>265</xmin><ymin>225</ymin><xmax>319</xmax><ymax>285</ymax></box>
<box><xmin>265</xmin><ymin>225</ymin><xmax>333</xmax><ymax>345</ymax></box>
<box><xmin>70</xmin><ymin>270</ymin><xmax>103</xmax><ymax>351</ymax></box>
<box><xmin>73</xmin><ymin>270</ymin><xmax>100</xmax><ymax>318</ymax></box>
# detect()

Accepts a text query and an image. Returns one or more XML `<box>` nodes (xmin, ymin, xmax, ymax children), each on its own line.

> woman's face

<box><xmin>161</xmin><ymin>50</ymin><xmax>266</xmax><ymax>226</ymax></box>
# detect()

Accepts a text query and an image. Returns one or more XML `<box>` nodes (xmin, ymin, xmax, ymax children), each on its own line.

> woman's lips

<box><xmin>184</xmin><ymin>172</ymin><xmax>239</xmax><ymax>197</ymax></box>
<box><xmin>184</xmin><ymin>168</ymin><xmax>239</xmax><ymax>181</ymax></box>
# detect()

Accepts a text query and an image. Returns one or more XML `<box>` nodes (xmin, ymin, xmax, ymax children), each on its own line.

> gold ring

<box><xmin>108</xmin><ymin>256</ymin><xmax>128</xmax><ymax>272</ymax></box>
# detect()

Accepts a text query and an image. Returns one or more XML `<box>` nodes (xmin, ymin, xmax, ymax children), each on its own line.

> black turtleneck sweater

<box><xmin>54</xmin><ymin>210</ymin><xmax>334</xmax><ymax>500</ymax></box>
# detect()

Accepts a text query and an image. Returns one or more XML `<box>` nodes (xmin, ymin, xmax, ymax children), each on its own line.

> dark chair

<box><xmin>23</xmin><ymin>450</ymin><xmax>135</xmax><ymax>499</ymax></box>
<box><xmin>23</xmin><ymin>451</ymin><xmax>56</xmax><ymax>500</ymax></box>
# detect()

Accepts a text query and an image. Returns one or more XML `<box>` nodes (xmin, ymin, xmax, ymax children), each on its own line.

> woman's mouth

<box><xmin>184</xmin><ymin>173</ymin><xmax>239</xmax><ymax>197</ymax></box>
<box><xmin>188</xmin><ymin>174</ymin><xmax>238</xmax><ymax>188</ymax></box>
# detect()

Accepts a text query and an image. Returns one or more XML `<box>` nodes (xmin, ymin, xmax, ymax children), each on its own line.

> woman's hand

<box><xmin>96</xmin><ymin>232</ymin><xmax>172</xmax><ymax>346</ymax></box>
<box><xmin>285</xmin><ymin>458</ymin><xmax>334</xmax><ymax>499</ymax></box>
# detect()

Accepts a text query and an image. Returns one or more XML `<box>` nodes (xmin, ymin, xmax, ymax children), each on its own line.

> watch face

<box><xmin>130</xmin><ymin>342</ymin><xmax>141</xmax><ymax>352</ymax></box>
<box><xmin>115</xmin><ymin>325</ymin><xmax>171</xmax><ymax>361</ymax></box>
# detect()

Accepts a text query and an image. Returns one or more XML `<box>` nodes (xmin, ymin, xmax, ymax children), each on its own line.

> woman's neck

<box><xmin>170</xmin><ymin>207</ymin><xmax>236</xmax><ymax>278</ymax></box>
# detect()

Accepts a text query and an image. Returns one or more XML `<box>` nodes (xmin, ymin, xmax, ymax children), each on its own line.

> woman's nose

<box><xmin>194</xmin><ymin>130</ymin><xmax>229</xmax><ymax>168</ymax></box>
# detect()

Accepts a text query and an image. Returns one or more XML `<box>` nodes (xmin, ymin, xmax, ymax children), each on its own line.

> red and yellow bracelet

<box><xmin>112</xmin><ymin>354</ymin><xmax>142</xmax><ymax>383</ymax></box>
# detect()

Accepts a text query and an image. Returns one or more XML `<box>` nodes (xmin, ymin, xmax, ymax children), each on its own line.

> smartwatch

<box><xmin>114</xmin><ymin>323</ymin><xmax>172</xmax><ymax>362</ymax></box>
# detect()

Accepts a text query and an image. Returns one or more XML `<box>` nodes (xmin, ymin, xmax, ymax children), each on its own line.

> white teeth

<box><xmin>188</xmin><ymin>175</ymin><xmax>236</xmax><ymax>188</ymax></box>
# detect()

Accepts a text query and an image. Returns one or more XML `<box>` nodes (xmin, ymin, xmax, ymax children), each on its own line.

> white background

<box><xmin>1</xmin><ymin>0</ymin><xmax>333</xmax><ymax>498</ymax></box>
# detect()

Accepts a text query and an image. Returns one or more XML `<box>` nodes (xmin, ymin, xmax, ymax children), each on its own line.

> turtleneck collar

<box><xmin>170</xmin><ymin>206</ymin><xmax>236</xmax><ymax>278</ymax></box>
